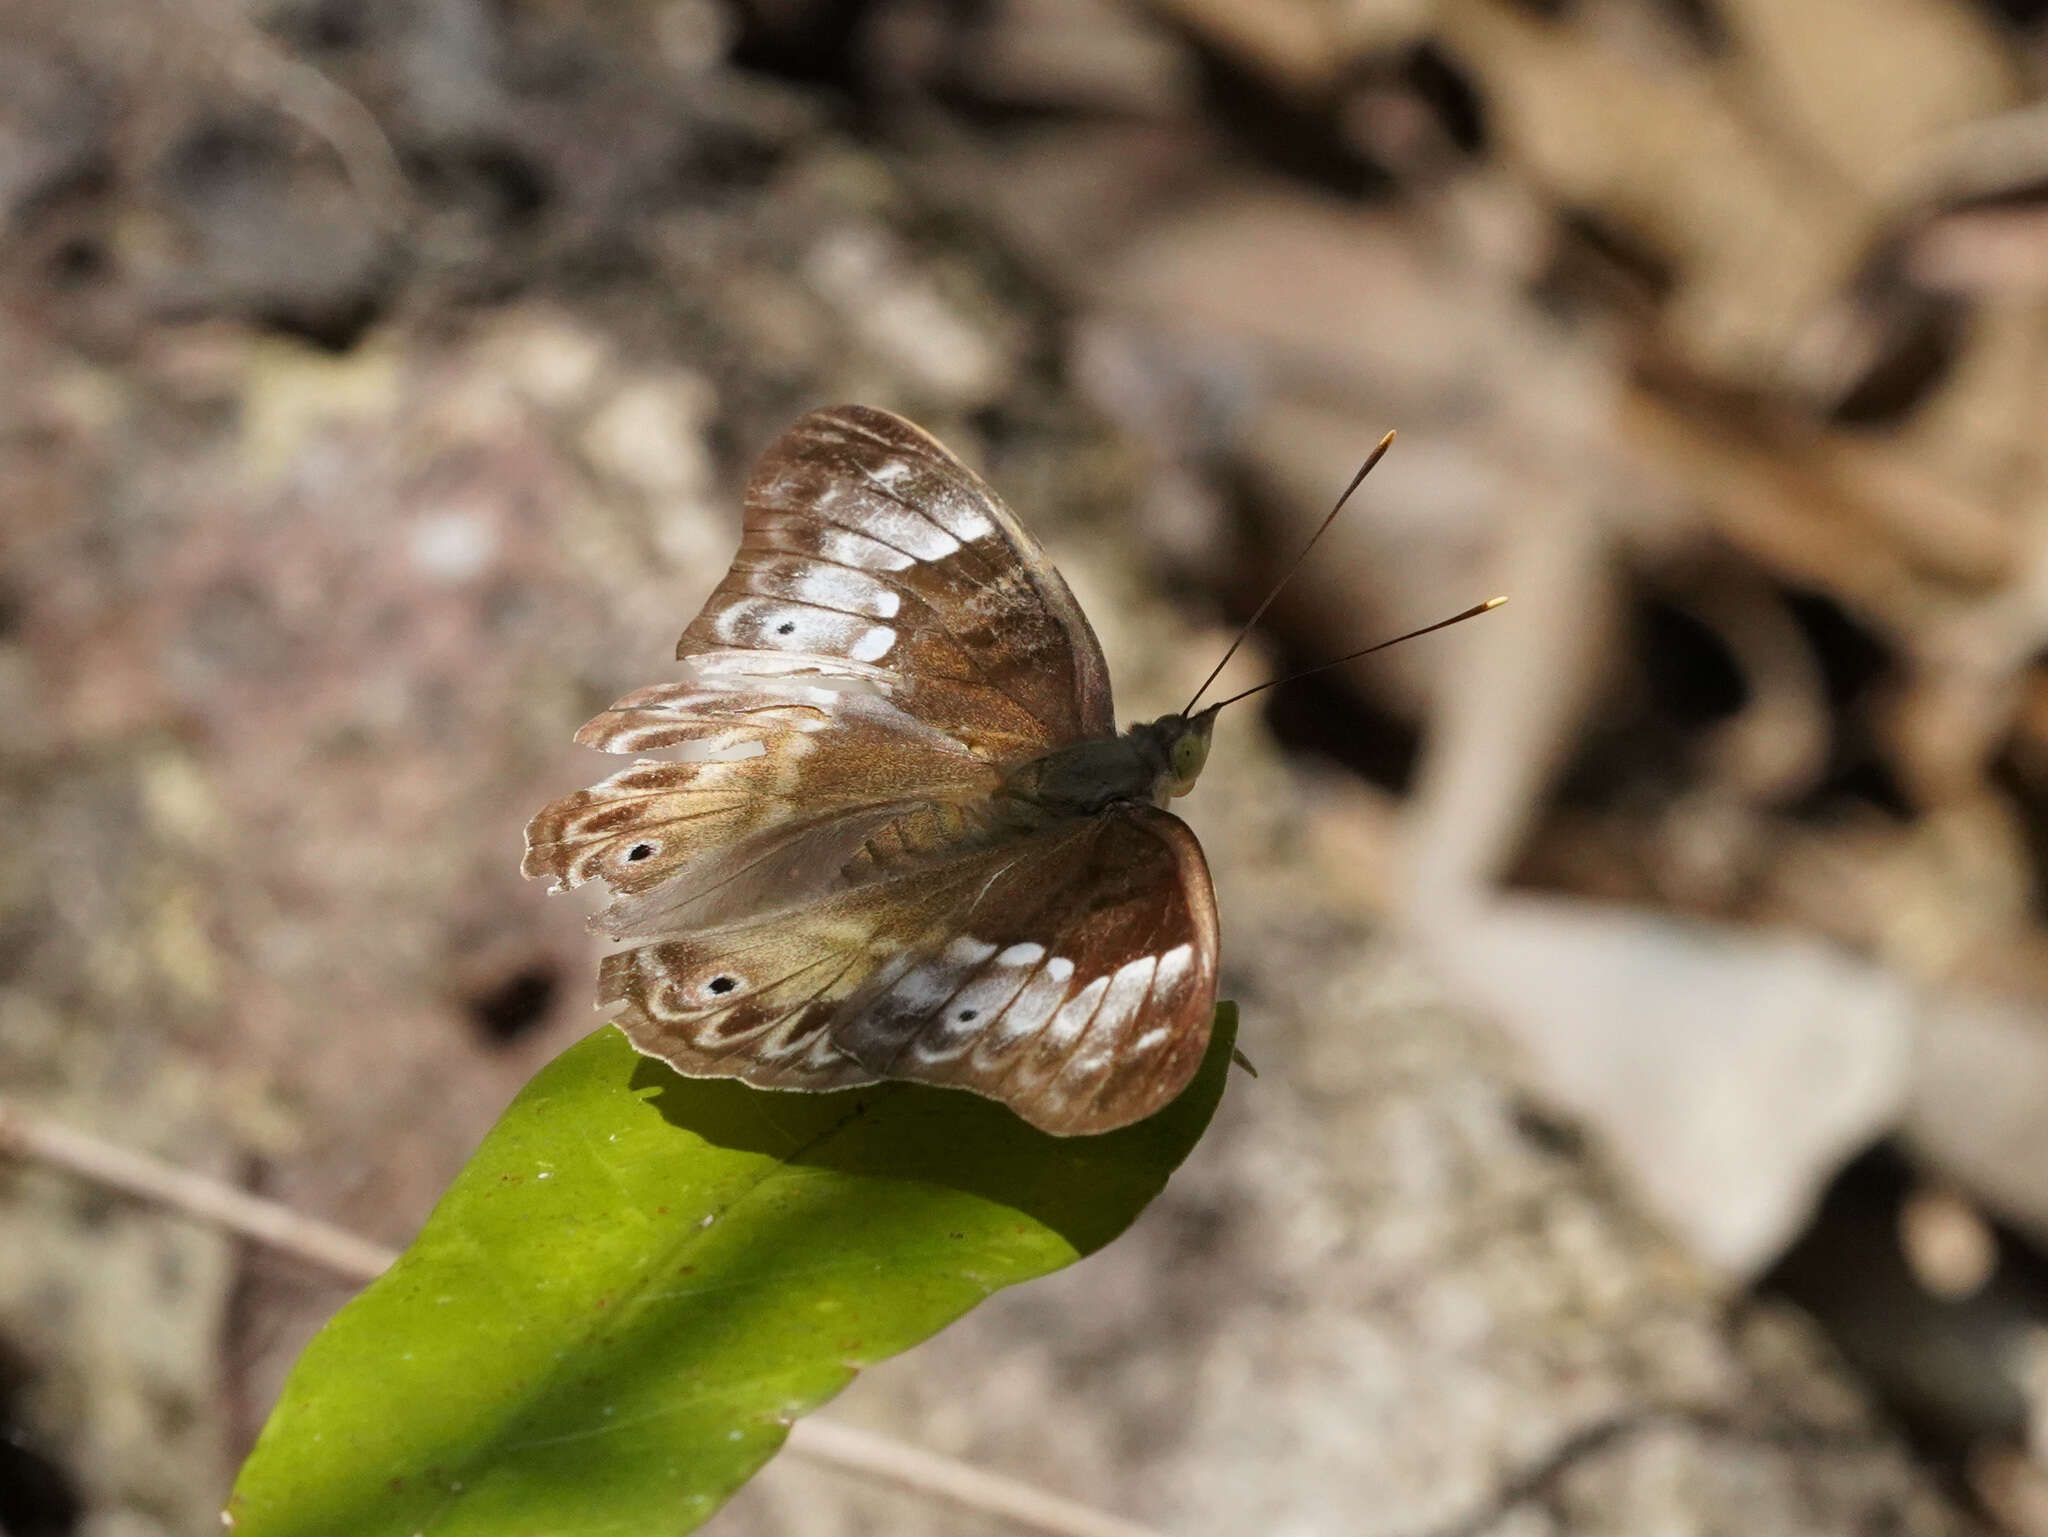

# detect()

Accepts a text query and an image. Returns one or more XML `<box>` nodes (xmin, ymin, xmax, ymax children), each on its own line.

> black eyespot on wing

<box><xmin>708</xmin><ymin>975</ymin><xmax>737</xmax><ymax>995</ymax></box>
<box><xmin>776</xmin><ymin>621</ymin><xmax>796</xmax><ymax>635</ymax></box>
<box><xmin>956</xmin><ymin>1007</ymin><xmax>978</xmax><ymax>1022</ymax></box>
<box><xmin>627</xmin><ymin>843</ymin><xmax>656</xmax><ymax>862</ymax></box>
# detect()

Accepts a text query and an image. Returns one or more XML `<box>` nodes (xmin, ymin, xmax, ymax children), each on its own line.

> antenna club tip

<box><xmin>1377</xmin><ymin>429</ymin><xmax>1397</xmax><ymax>448</ymax></box>
<box><xmin>1483</xmin><ymin>595</ymin><xmax>1508</xmax><ymax>610</ymax></box>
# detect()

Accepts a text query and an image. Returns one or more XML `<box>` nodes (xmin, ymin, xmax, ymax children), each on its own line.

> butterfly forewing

<box><xmin>691</xmin><ymin>406</ymin><xmax>1115</xmax><ymax>753</ymax></box>
<box><xmin>525</xmin><ymin>406</ymin><xmax>1110</xmax><ymax>933</ymax></box>
<box><xmin>603</xmin><ymin>805</ymin><xmax>1218</xmax><ymax>1136</ymax></box>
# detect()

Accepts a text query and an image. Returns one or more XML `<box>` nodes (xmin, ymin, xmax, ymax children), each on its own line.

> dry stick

<box><xmin>0</xmin><ymin>1097</ymin><xmax>1166</xmax><ymax>1537</ymax></box>
<box><xmin>0</xmin><ymin>1105</ymin><xmax>398</xmax><ymax>1283</ymax></box>
<box><xmin>198</xmin><ymin>0</ymin><xmax>413</xmax><ymax>227</ymax></box>
<box><xmin>785</xmin><ymin>1419</ymin><xmax>1167</xmax><ymax>1537</ymax></box>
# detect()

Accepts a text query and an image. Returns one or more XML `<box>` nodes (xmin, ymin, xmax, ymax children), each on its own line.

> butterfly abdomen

<box><xmin>841</xmin><ymin>799</ymin><xmax>1013</xmax><ymax>883</ymax></box>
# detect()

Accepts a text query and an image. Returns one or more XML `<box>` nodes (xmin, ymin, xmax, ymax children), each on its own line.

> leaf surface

<box><xmin>228</xmin><ymin>1006</ymin><xmax>1236</xmax><ymax>1535</ymax></box>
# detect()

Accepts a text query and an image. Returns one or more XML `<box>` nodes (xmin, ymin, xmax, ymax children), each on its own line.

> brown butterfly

<box><xmin>525</xmin><ymin>405</ymin><xmax>1496</xmax><ymax>1134</ymax></box>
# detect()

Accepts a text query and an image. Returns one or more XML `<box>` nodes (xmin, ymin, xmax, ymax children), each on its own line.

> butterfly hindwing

<box><xmin>602</xmin><ymin>805</ymin><xmax>1218</xmax><ymax>1136</ymax></box>
<box><xmin>520</xmin><ymin>674</ymin><xmax>998</xmax><ymax>936</ymax></box>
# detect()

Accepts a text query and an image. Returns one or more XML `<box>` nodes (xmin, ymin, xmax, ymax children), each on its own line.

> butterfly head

<box><xmin>1149</xmin><ymin>705</ymin><xmax>1219</xmax><ymax>802</ymax></box>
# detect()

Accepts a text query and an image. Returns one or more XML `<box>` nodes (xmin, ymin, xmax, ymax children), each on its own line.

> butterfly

<box><xmin>525</xmin><ymin>405</ymin><xmax>1498</xmax><ymax>1135</ymax></box>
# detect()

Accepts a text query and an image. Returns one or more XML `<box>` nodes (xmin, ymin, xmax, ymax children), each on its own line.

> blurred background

<box><xmin>3</xmin><ymin>1</ymin><xmax>2048</xmax><ymax>1533</ymax></box>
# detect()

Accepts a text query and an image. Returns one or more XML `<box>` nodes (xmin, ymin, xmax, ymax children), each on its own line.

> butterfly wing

<box><xmin>694</xmin><ymin>404</ymin><xmax>1114</xmax><ymax>751</ymax></box>
<box><xmin>601</xmin><ymin>804</ymin><xmax>1220</xmax><ymax>1136</ymax></box>
<box><xmin>523</xmin><ymin>405</ymin><xmax>1116</xmax><ymax>934</ymax></box>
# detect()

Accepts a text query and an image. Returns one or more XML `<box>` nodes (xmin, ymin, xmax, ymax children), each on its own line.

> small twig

<box><xmin>0</xmin><ymin>1100</ymin><xmax>396</xmax><ymax>1282</ymax></box>
<box><xmin>0</xmin><ymin>1097</ymin><xmax>1170</xmax><ymax>1537</ymax></box>
<box><xmin>188</xmin><ymin>0</ymin><xmax>414</xmax><ymax>230</ymax></box>
<box><xmin>787</xmin><ymin>1418</ymin><xmax>1168</xmax><ymax>1537</ymax></box>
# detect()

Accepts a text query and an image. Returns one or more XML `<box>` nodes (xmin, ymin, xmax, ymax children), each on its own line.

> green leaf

<box><xmin>227</xmin><ymin>1005</ymin><xmax>1236</xmax><ymax>1536</ymax></box>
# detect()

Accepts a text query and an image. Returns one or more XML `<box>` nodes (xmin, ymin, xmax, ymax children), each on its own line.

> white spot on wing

<box><xmin>1069</xmin><ymin>1041</ymin><xmax>1115</xmax><ymax>1075</ymax></box>
<box><xmin>944</xmin><ymin>937</ymin><xmax>998</xmax><ymax>966</ymax></box>
<box><xmin>818</xmin><ymin>526</ymin><xmax>914</xmax><ymax>573</ymax></box>
<box><xmin>943</xmin><ymin>498</ymin><xmax>995</xmax><ymax>541</ymax></box>
<box><xmin>916</xmin><ymin>968</ymin><xmax>1033</xmax><ymax>1061</ymax></box>
<box><xmin>790</xmin><ymin>564</ymin><xmax>894</xmax><ymax>618</ymax></box>
<box><xmin>918</xmin><ymin>486</ymin><xmax>999</xmax><ymax>544</ymax></box>
<box><xmin>1045</xmin><ymin>956</ymin><xmax>1074</xmax><ymax>982</ymax></box>
<box><xmin>1090</xmin><ymin>956</ymin><xmax>1158</xmax><ymax>1042</ymax></box>
<box><xmin>891</xmin><ymin>964</ymin><xmax>962</xmax><ymax>1011</ymax></box>
<box><xmin>854</xmin><ymin>500</ymin><xmax>959</xmax><ymax>562</ymax></box>
<box><xmin>945</xmin><ymin>969</ymin><xmax>1028</xmax><ymax>1021</ymax></box>
<box><xmin>983</xmin><ymin>966</ymin><xmax>1069</xmax><ymax>1054</ymax></box>
<box><xmin>1131</xmin><ymin>1026</ymin><xmax>1170</xmax><ymax>1053</ymax></box>
<box><xmin>756</xmin><ymin>1027</ymin><xmax>811</xmax><ymax>1063</ymax></box>
<box><xmin>723</xmin><ymin>597</ymin><xmax>890</xmax><ymax>662</ymax></box>
<box><xmin>997</xmin><ymin>942</ymin><xmax>1045</xmax><ymax>966</ymax></box>
<box><xmin>1044</xmin><ymin>976</ymin><xmax>1108</xmax><ymax>1051</ymax></box>
<box><xmin>802</xmin><ymin>1031</ymin><xmax>851</xmax><ymax>1069</ymax></box>
<box><xmin>1153</xmin><ymin>942</ymin><xmax>1195</xmax><ymax>999</ymax></box>
<box><xmin>850</xmin><ymin>626</ymin><xmax>895</xmax><ymax>662</ymax></box>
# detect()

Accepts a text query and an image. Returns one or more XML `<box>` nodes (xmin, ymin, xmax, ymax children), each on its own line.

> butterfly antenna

<box><xmin>1205</xmin><ymin>596</ymin><xmax>1507</xmax><ymax>713</ymax></box>
<box><xmin>1181</xmin><ymin>430</ymin><xmax>1397</xmax><ymax>718</ymax></box>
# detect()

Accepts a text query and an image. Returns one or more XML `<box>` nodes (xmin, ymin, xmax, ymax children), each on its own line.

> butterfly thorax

<box><xmin>999</xmin><ymin>708</ymin><xmax>1217</xmax><ymax>817</ymax></box>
